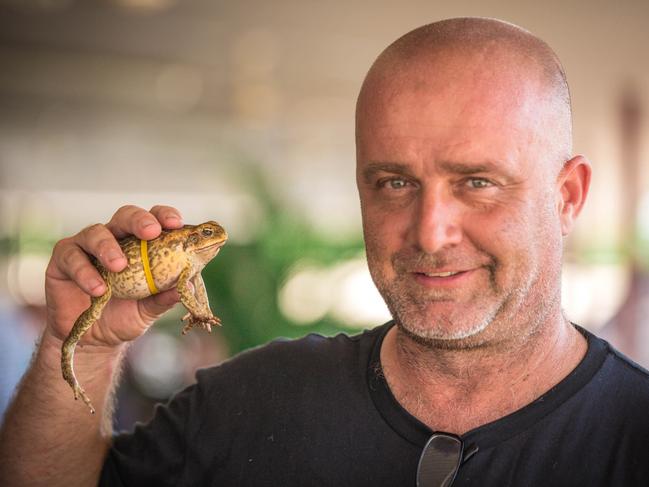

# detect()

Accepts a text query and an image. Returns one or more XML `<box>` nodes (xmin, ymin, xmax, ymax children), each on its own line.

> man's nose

<box><xmin>411</xmin><ymin>187</ymin><xmax>463</xmax><ymax>254</ymax></box>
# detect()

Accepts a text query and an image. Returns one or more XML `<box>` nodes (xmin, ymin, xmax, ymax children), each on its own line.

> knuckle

<box><xmin>116</xmin><ymin>204</ymin><xmax>139</xmax><ymax>215</ymax></box>
<box><xmin>133</xmin><ymin>207</ymin><xmax>152</xmax><ymax>218</ymax></box>
<box><xmin>96</xmin><ymin>237</ymin><xmax>118</xmax><ymax>256</ymax></box>
<box><xmin>80</xmin><ymin>224</ymin><xmax>117</xmax><ymax>252</ymax></box>
<box><xmin>60</xmin><ymin>245</ymin><xmax>80</xmax><ymax>267</ymax></box>
<box><xmin>82</xmin><ymin>223</ymin><xmax>104</xmax><ymax>237</ymax></box>
<box><xmin>120</xmin><ymin>206</ymin><xmax>150</xmax><ymax>223</ymax></box>
<box><xmin>52</xmin><ymin>238</ymin><xmax>70</xmax><ymax>255</ymax></box>
<box><xmin>112</xmin><ymin>205</ymin><xmax>147</xmax><ymax>227</ymax></box>
<box><xmin>73</xmin><ymin>266</ymin><xmax>90</xmax><ymax>283</ymax></box>
<box><xmin>151</xmin><ymin>204</ymin><xmax>182</xmax><ymax>220</ymax></box>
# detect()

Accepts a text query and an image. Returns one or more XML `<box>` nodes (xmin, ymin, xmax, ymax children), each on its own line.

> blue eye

<box><xmin>384</xmin><ymin>178</ymin><xmax>408</xmax><ymax>189</ymax></box>
<box><xmin>467</xmin><ymin>178</ymin><xmax>492</xmax><ymax>189</ymax></box>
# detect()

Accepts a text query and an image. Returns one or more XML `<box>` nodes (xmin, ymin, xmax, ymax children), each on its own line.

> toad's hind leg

<box><xmin>179</xmin><ymin>272</ymin><xmax>220</xmax><ymax>335</ymax></box>
<box><xmin>61</xmin><ymin>275</ymin><xmax>112</xmax><ymax>414</ymax></box>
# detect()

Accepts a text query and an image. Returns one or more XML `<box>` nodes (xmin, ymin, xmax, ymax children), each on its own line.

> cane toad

<box><xmin>61</xmin><ymin>221</ymin><xmax>228</xmax><ymax>413</ymax></box>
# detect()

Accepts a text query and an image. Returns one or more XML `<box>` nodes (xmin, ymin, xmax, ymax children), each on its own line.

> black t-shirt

<box><xmin>100</xmin><ymin>323</ymin><xmax>649</xmax><ymax>486</ymax></box>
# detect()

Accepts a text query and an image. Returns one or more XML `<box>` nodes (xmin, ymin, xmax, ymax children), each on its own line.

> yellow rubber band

<box><xmin>140</xmin><ymin>239</ymin><xmax>159</xmax><ymax>295</ymax></box>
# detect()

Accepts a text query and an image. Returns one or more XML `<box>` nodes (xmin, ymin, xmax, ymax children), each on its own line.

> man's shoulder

<box><xmin>589</xmin><ymin>329</ymin><xmax>649</xmax><ymax>384</ymax></box>
<box><xmin>601</xmin><ymin>341</ymin><xmax>649</xmax><ymax>398</ymax></box>
<box><xmin>194</xmin><ymin>324</ymin><xmax>387</xmax><ymax>394</ymax></box>
<box><xmin>226</xmin><ymin>324</ymin><xmax>382</xmax><ymax>366</ymax></box>
<box><xmin>607</xmin><ymin>347</ymin><xmax>649</xmax><ymax>378</ymax></box>
<box><xmin>583</xmin><ymin>329</ymin><xmax>649</xmax><ymax>410</ymax></box>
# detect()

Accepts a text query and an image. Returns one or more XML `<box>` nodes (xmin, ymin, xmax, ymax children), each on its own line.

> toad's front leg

<box><xmin>176</xmin><ymin>266</ymin><xmax>220</xmax><ymax>335</ymax></box>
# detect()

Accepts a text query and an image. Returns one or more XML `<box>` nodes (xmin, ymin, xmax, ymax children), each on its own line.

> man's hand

<box><xmin>0</xmin><ymin>204</ymin><xmax>187</xmax><ymax>487</ymax></box>
<box><xmin>45</xmin><ymin>204</ymin><xmax>185</xmax><ymax>348</ymax></box>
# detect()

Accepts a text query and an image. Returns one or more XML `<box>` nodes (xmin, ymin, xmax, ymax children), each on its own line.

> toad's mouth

<box><xmin>196</xmin><ymin>241</ymin><xmax>227</xmax><ymax>253</ymax></box>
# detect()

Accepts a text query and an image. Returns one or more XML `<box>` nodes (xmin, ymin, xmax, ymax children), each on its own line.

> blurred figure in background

<box><xmin>0</xmin><ymin>298</ymin><xmax>39</xmax><ymax>417</ymax></box>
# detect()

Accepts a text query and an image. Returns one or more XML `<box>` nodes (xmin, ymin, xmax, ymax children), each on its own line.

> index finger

<box><xmin>105</xmin><ymin>205</ymin><xmax>162</xmax><ymax>240</ymax></box>
<box><xmin>149</xmin><ymin>205</ymin><xmax>184</xmax><ymax>230</ymax></box>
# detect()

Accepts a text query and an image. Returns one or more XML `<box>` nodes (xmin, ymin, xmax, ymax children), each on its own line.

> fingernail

<box><xmin>166</xmin><ymin>214</ymin><xmax>183</xmax><ymax>224</ymax></box>
<box><xmin>142</xmin><ymin>219</ymin><xmax>157</xmax><ymax>228</ymax></box>
<box><xmin>88</xmin><ymin>278</ymin><xmax>104</xmax><ymax>292</ymax></box>
<box><xmin>107</xmin><ymin>249</ymin><xmax>124</xmax><ymax>263</ymax></box>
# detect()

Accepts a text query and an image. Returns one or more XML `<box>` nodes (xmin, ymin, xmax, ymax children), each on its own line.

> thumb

<box><xmin>137</xmin><ymin>288</ymin><xmax>181</xmax><ymax>323</ymax></box>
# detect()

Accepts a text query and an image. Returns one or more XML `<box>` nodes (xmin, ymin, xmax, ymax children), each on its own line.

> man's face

<box><xmin>356</xmin><ymin>52</ymin><xmax>565</xmax><ymax>348</ymax></box>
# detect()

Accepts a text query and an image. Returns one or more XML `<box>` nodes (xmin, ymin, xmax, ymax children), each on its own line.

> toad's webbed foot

<box><xmin>73</xmin><ymin>383</ymin><xmax>96</xmax><ymax>414</ymax></box>
<box><xmin>180</xmin><ymin>313</ymin><xmax>221</xmax><ymax>335</ymax></box>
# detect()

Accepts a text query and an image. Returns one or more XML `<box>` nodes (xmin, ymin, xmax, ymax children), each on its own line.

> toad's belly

<box><xmin>108</xmin><ymin>254</ymin><xmax>187</xmax><ymax>300</ymax></box>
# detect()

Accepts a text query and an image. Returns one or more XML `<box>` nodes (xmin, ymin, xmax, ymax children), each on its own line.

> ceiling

<box><xmin>0</xmin><ymin>0</ymin><xmax>647</xmax><ymax>244</ymax></box>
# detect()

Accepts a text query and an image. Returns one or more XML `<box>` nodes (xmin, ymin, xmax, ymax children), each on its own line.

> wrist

<box><xmin>38</xmin><ymin>325</ymin><xmax>128</xmax><ymax>423</ymax></box>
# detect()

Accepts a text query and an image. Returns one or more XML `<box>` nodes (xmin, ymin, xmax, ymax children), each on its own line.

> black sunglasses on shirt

<box><xmin>417</xmin><ymin>433</ymin><xmax>478</xmax><ymax>487</ymax></box>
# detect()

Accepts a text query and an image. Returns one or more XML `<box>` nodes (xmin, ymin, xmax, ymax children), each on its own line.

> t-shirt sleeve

<box><xmin>99</xmin><ymin>375</ymin><xmax>205</xmax><ymax>486</ymax></box>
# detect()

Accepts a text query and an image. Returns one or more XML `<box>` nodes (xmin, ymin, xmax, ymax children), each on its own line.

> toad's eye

<box><xmin>202</xmin><ymin>228</ymin><xmax>214</xmax><ymax>237</ymax></box>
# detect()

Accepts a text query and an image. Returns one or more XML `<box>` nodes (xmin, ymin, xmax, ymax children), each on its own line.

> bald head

<box><xmin>356</xmin><ymin>17</ymin><xmax>573</xmax><ymax>169</ymax></box>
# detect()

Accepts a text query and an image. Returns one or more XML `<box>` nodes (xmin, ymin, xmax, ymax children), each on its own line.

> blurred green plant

<box><xmin>155</xmin><ymin>159</ymin><xmax>366</xmax><ymax>354</ymax></box>
<box><xmin>200</xmin><ymin>215</ymin><xmax>364</xmax><ymax>354</ymax></box>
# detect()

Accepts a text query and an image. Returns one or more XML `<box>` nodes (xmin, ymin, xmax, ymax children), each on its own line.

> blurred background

<box><xmin>0</xmin><ymin>0</ymin><xmax>647</xmax><ymax>429</ymax></box>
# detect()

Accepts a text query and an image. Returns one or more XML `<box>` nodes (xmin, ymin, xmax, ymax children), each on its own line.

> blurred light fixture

<box><xmin>328</xmin><ymin>259</ymin><xmax>391</xmax><ymax>327</ymax></box>
<box><xmin>112</xmin><ymin>0</ymin><xmax>176</xmax><ymax>12</ymax></box>
<box><xmin>278</xmin><ymin>257</ymin><xmax>391</xmax><ymax>328</ymax></box>
<box><xmin>278</xmin><ymin>263</ymin><xmax>330</xmax><ymax>325</ymax></box>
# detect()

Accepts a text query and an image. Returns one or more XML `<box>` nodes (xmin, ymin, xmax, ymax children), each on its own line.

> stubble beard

<box><xmin>369</xmin><ymin>249</ymin><xmax>543</xmax><ymax>351</ymax></box>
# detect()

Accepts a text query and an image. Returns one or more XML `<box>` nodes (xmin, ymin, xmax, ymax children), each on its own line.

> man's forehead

<box><xmin>355</xmin><ymin>59</ymin><xmax>547</xmax><ymax>177</ymax></box>
<box><xmin>360</xmin><ymin>47</ymin><xmax>545</xmax><ymax>115</ymax></box>
<box><xmin>356</xmin><ymin>124</ymin><xmax>527</xmax><ymax>175</ymax></box>
<box><xmin>358</xmin><ymin>70</ymin><xmax>543</xmax><ymax>142</ymax></box>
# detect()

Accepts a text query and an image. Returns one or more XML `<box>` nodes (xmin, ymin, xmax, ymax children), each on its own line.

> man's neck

<box><xmin>379</xmin><ymin>316</ymin><xmax>587</xmax><ymax>435</ymax></box>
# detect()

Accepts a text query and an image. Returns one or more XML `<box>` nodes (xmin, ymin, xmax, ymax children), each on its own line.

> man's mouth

<box><xmin>420</xmin><ymin>271</ymin><xmax>463</xmax><ymax>277</ymax></box>
<box><xmin>412</xmin><ymin>269</ymin><xmax>474</xmax><ymax>287</ymax></box>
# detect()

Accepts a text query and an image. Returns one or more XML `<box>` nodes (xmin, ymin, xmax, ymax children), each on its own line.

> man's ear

<box><xmin>557</xmin><ymin>155</ymin><xmax>592</xmax><ymax>236</ymax></box>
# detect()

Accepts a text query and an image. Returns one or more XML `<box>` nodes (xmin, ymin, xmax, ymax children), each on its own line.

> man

<box><xmin>1</xmin><ymin>17</ymin><xmax>648</xmax><ymax>486</ymax></box>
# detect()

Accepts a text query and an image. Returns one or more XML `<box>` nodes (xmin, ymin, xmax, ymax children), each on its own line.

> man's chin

<box><xmin>395</xmin><ymin>318</ymin><xmax>492</xmax><ymax>350</ymax></box>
